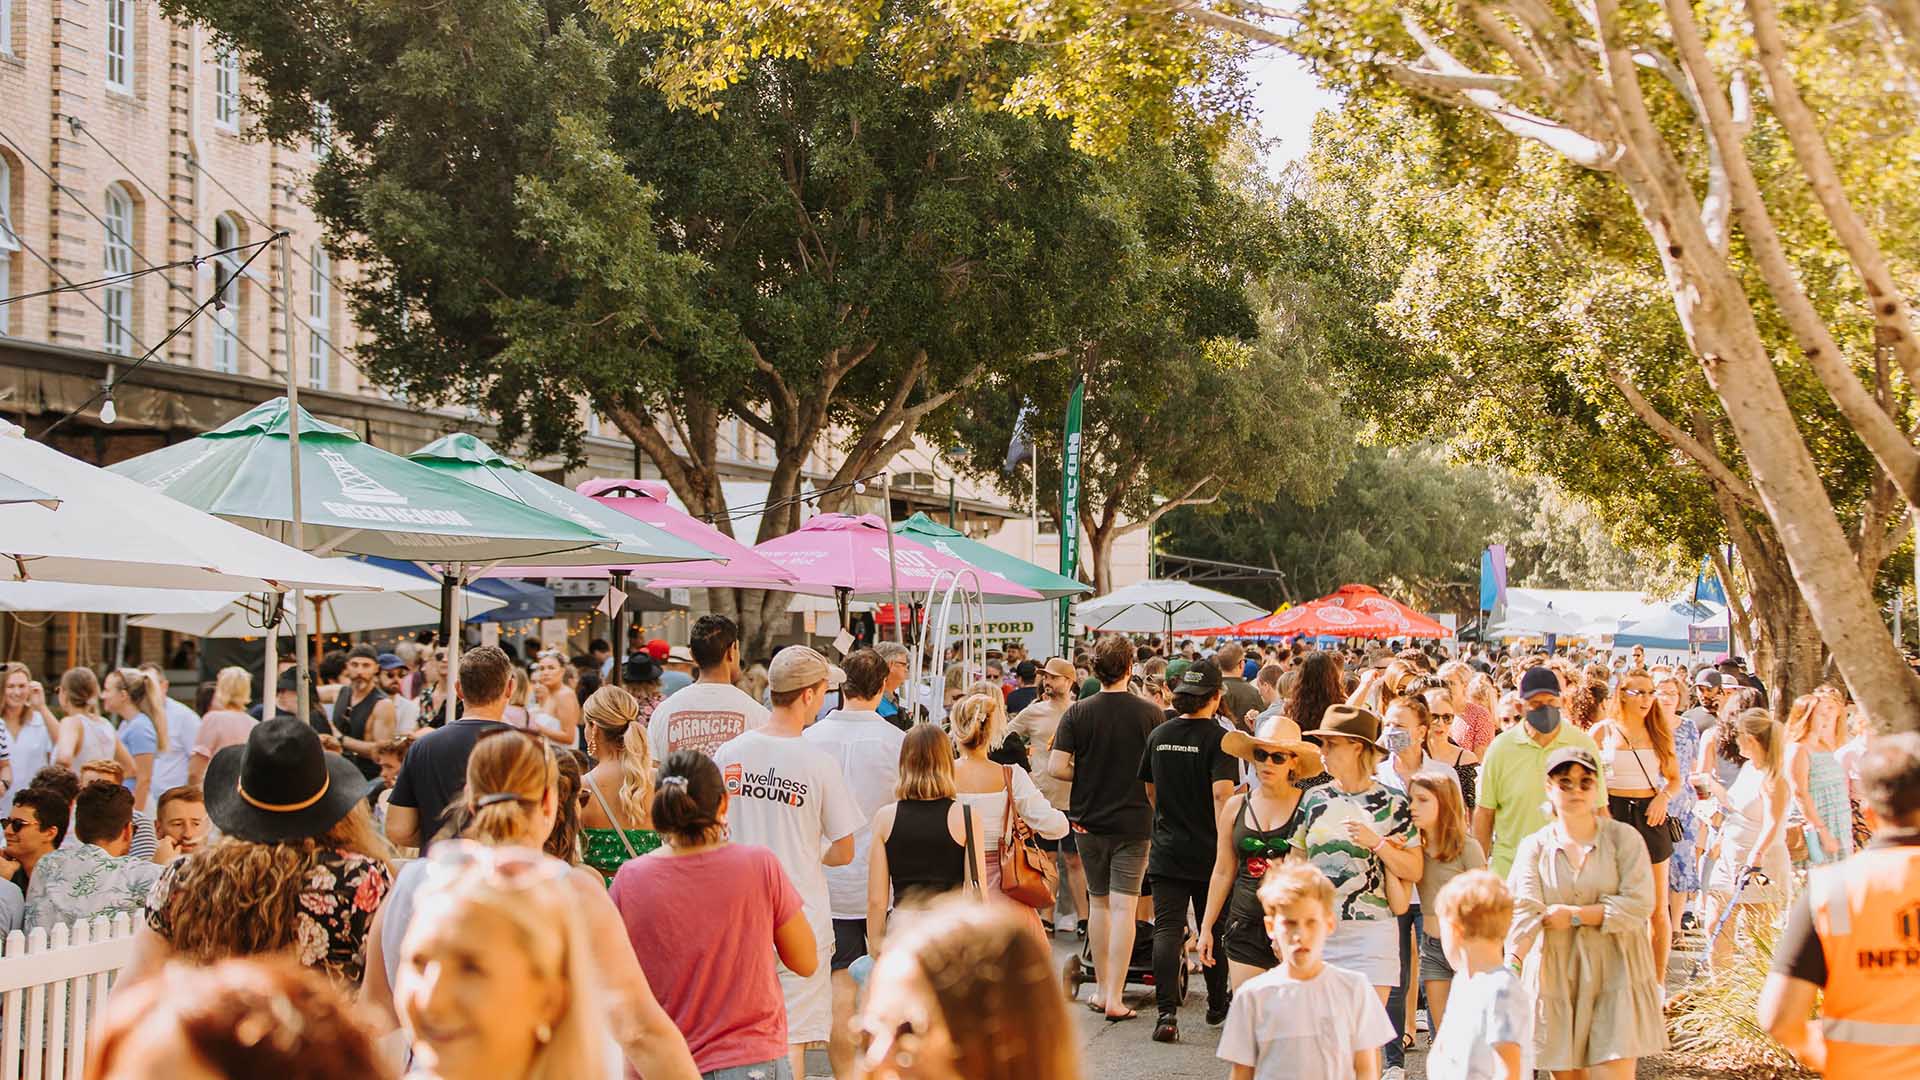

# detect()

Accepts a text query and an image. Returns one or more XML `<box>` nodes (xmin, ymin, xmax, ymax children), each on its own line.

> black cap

<box><xmin>1016</xmin><ymin>659</ymin><xmax>1039</xmax><ymax>681</ymax></box>
<box><xmin>1173</xmin><ymin>659</ymin><xmax>1224</xmax><ymax>698</ymax></box>
<box><xmin>1519</xmin><ymin>666</ymin><xmax>1561</xmax><ymax>700</ymax></box>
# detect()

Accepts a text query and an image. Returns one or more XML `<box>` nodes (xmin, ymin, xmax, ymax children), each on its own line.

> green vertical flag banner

<box><xmin>1058</xmin><ymin>378</ymin><xmax>1084</xmax><ymax>656</ymax></box>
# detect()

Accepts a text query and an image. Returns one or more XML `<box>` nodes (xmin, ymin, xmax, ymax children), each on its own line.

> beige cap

<box><xmin>1041</xmin><ymin>658</ymin><xmax>1077</xmax><ymax>681</ymax></box>
<box><xmin>769</xmin><ymin>646</ymin><xmax>846</xmax><ymax>693</ymax></box>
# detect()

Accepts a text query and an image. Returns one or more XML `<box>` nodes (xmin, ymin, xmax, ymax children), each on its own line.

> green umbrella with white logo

<box><xmin>108</xmin><ymin>398</ymin><xmax>620</xmax><ymax>564</ymax></box>
<box><xmin>893</xmin><ymin>512</ymin><xmax>1090</xmax><ymax>600</ymax></box>
<box><xmin>407</xmin><ymin>433</ymin><xmax>716</xmax><ymax>565</ymax></box>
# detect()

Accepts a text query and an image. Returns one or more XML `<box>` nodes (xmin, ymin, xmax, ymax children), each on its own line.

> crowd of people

<box><xmin>2</xmin><ymin>623</ymin><xmax>1916</xmax><ymax>1080</ymax></box>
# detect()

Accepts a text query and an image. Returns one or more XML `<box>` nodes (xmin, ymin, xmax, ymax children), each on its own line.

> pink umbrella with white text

<box><xmin>485</xmin><ymin>479</ymin><xmax>795</xmax><ymax>586</ymax></box>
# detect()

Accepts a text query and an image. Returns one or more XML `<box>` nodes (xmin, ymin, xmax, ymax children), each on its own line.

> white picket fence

<box><xmin>0</xmin><ymin>913</ymin><xmax>137</xmax><ymax>1080</ymax></box>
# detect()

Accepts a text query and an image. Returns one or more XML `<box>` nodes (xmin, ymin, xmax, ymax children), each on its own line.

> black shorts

<box><xmin>1610</xmin><ymin>793</ymin><xmax>1676</xmax><ymax>864</ymax></box>
<box><xmin>831</xmin><ymin>918</ymin><xmax>868</xmax><ymax>971</ymax></box>
<box><xmin>1035</xmin><ymin>831</ymin><xmax>1077</xmax><ymax>854</ymax></box>
<box><xmin>1224</xmin><ymin>910</ymin><xmax>1278</xmax><ymax>969</ymax></box>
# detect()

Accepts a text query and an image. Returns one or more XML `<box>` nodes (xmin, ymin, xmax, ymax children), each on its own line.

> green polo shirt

<box><xmin>1479</xmin><ymin>720</ymin><xmax>1607</xmax><ymax>877</ymax></box>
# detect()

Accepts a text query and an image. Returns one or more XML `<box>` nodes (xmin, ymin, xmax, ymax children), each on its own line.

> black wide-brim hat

<box><xmin>205</xmin><ymin>716</ymin><xmax>372</xmax><ymax>844</ymax></box>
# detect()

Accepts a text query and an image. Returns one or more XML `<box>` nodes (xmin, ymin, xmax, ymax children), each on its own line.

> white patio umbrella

<box><xmin>131</xmin><ymin>562</ymin><xmax>505</xmax><ymax>636</ymax></box>
<box><xmin>1073</xmin><ymin>579</ymin><xmax>1267</xmax><ymax>636</ymax></box>
<box><xmin>0</xmin><ymin>421</ymin><xmax>379</xmax><ymax>592</ymax></box>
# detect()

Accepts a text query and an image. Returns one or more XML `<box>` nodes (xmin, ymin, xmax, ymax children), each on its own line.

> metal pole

<box><xmin>947</xmin><ymin>474</ymin><xmax>956</xmax><ymax>528</ymax></box>
<box><xmin>881</xmin><ymin>472</ymin><xmax>904</xmax><ymax>645</ymax></box>
<box><xmin>609</xmin><ymin>570</ymin><xmax>631</xmax><ymax>686</ymax></box>
<box><xmin>280</xmin><ymin>231</ymin><xmax>311</xmax><ymax>732</ymax></box>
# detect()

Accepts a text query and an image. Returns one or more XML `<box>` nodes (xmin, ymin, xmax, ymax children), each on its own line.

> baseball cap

<box><xmin>1519</xmin><ymin>666</ymin><xmax>1561</xmax><ymax>700</ymax></box>
<box><xmin>1172</xmin><ymin>659</ymin><xmax>1224</xmax><ymax>699</ymax></box>
<box><xmin>667</xmin><ymin>645</ymin><xmax>694</xmax><ymax>664</ymax></box>
<box><xmin>376</xmin><ymin>652</ymin><xmax>406</xmax><ymax>671</ymax></box>
<box><xmin>1015</xmin><ymin>659</ymin><xmax>1038</xmax><ymax>681</ymax></box>
<box><xmin>1165</xmin><ymin>658</ymin><xmax>1193</xmax><ymax>683</ymax></box>
<box><xmin>1693</xmin><ymin>668</ymin><xmax>1724</xmax><ymax>690</ymax></box>
<box><xmin>1546</xmin><ymin>746</ymin><xmax>1599</xmax><ymax>775</ymax></box>
<box><xmin>645</xmin><ymin>639</ymin><xmax>670</xmax><ymax>661</ymax></box>
<box><xmin>768</xmin><ymin>646</ymin><xmax>845</xmax><ymax>693</ymax></box>
<box><xmin>1041</xmin><ymin>658</ymin><xmax>1076</xmax><ymax>681</ymax></box>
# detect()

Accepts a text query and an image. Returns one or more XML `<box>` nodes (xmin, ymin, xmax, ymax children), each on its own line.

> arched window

<box><xmin>307</xmin><ymin>244</ymin><xmax>330</xmax><ymax>389</ymax></box>
<box><xmin>0</xmin><ymin>157</ymin><xmax>18</xmax><ymax>336</ymax></box>
<box><xmin>104</xmin><ymin>0</ymin><xmax>132</xmax><ymax>92</ymax></box>
<box><xmin>210</xmin><ymin>213</ymin><xmax>241</xmax><ymax>373</ymax></box>
<box><xmin>103</xmin><ymin>185</ymin><xmax>135</xmax><ymax>354</ymax></box>
<box><xmin>213</xmin><ymin>45</ymin><xmax>240</xmax><ymax>128</ymax></box>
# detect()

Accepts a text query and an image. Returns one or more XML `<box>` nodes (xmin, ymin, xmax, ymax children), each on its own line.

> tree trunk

<box><xmin>1744</xmin><ymin>564</ymin><xmax>1826</xmax><ymax>720</ymax></box>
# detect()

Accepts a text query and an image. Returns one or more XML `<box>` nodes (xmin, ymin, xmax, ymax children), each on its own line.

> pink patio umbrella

<box><xmin>485</xmin><ymin>479</ymin><xmax>795</xmax><ymax>586</ymax></box>
<box><xmin>645</xmin><ymin>513</ymin><xmax>1042</xmax><ymax>603</ymax></box>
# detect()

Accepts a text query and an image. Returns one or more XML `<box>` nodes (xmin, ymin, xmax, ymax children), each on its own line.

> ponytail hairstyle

<box><xmin>582</xmin><ymin>686</ymin><xmax>654</xmax><ymax>829</ymax></box>
<box><xmin>457</xmin><ymin>729</ymin><xmax>557</xmax><ymax>846</ymax></box>
<box><xmin>651</xmin><ymin>751</ymin><xmax>725</xmax><ymax>849</ymax></box>
<box><xmin>949</xmin><ymin>692</ymin><xmax>1005</xmax><ymax>753</ymax></box>
<box><xmin>60</xmin><ymin>666</ymin><xmax>101</xmax><ymax>715</ymax></box>
<box><xmin>113</xmin><ymin>668</ymin><xmax>171</xmax><ymax>753</ymax></box>
<box><xmin>1736</xmin><ymin>707</ymin><xmax>1786</xmax><ymax>787</ymax></box>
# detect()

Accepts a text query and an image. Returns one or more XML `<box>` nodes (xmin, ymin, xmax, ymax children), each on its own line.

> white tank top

<box><xmin>1603</xmin><ymin>744</ymin><xmax>1666</xmax><ymax>791</ymax></box>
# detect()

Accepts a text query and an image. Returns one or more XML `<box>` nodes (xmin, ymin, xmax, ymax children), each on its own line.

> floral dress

<box><xmin>1667</xmin><ymin>713</ymin><xmax>1701</xmax><ymax>893</ymax></box>
<box><xmin>147</xmin><ymin>848</ymin><xmax>392</xmax><ymax>984</ymax></box>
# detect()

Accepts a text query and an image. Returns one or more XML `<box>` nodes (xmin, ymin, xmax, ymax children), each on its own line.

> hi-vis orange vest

<box><xmin>1808</xmin><ymin>843</ymin><xmax>1920</xmax><ymax>1078</ymax></box>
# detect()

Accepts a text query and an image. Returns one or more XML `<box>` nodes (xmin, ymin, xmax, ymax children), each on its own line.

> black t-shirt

<box><xmin>1006</xmin><ymin>685</ymin><xmax>1040</xmax><ymax>715</ymax></box>
<box><xmin>1138</xmin><ymin>715</ymin><xmax>1237</xmax><ymax>880</ymax></box>
<box><xmin>1054</xmin><ymin>690</ymin><xmax>1161</xmax><ymax>838</ymax></box>
<box><xmin>389</xmin><ymin>717</ymin><xmax>508</xmax><ymax>851</ymax></box>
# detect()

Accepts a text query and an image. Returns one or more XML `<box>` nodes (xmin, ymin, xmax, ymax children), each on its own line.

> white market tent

<box><xmin>1073</xmin><ymin>579</ymin><xmax>1266</xmax><ymax>635</ymax></box>
<box><xmin>1485</xmin><ymin>588</ymin><xmax>1648</xmax><ymax>639</ymax></box>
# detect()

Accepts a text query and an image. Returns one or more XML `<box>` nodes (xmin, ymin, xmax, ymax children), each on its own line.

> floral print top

<box><xmin>146</xmin><ymin>848</ymin><xmax>392</xmax><ymax>984</ymax></box>
<box><xmin>1290</xmin><ymin>781</ymin><xmax>1418</xmax><ymax>923</ymax></box>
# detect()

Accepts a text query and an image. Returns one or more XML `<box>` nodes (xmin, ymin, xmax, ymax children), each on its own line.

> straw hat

<box><xmin>1222</xmin><ymin>713</ymin><xmax>1323</xmax><ymax>776</ymax></box>
<box><xmin>1303</xmin><ymin>703</ymin><xmax>1388</xmax><ymax>750</ymax></box>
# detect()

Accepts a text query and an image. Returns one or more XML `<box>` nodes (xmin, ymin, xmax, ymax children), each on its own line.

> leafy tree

<box><xmin>168</xmin><ymin>0</ymin><xmax>1202</xmax><ymax>651</ymax></box>
<box><xmin>600</xmin><ymin>0</ymin><xmax>1920</xmax><ymax>727</ymax></box>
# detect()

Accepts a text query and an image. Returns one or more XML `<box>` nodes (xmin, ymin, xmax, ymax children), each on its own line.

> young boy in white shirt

<box><xmin>1217</xmin><ymin>863</ymin><xmax>1395</xmax><ymax>1080</ymax></box>
<box><xmin>1426</xmin><ymin>870</ymin><xmax>1535</xmax><ymax>1080</ymax></box>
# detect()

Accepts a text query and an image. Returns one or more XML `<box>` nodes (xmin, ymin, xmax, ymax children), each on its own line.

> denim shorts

<box><xmin>704</xmin><ymin>1059</ymin><xmax>793</xmax><ymax>1080</ymax></box>
<box><xmin>1418</xmin><ymin>922</ymin><xmax>1455</xmax><ymax>982</ymax></box>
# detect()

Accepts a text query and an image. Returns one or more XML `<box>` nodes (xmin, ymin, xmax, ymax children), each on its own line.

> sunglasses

<box><xmin>1248</xmin><ymin>748</ymin><xmax>1294</xmax><ymax>765</ymax></box>
<box><xmin>1</xmin><ymin>817</ymin><xmax>41</xmax><ymax>833</ymax></box>
<box><xmin>1619</xmin><ymin>689</ymin><xmax>1651</xmax><ymax>698</ymax></box>
<box><xmin>1551</xmin><ymin>776</ymin><xmax>1598</xmax><ymax>792</ymax></box>
<box><xmin>424</xmin><ymin>837</ymin><xmax>571</xmax><ymax>890</ymax></box>
<box><xmin>1237</xmin><ymin>834</ymin><xmax>1289</xmax><ymax>858</ymax></box>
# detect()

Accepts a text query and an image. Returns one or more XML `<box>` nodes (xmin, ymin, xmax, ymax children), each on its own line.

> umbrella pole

<box><xmin>881</xmin><ymin>471</ymin><xmax>904</xmax><ymax>645</ymax></box>
<box><xmin>609</xmin><ymin>570</ymin><xmax>630</xmax><ymax>687</ymax></box>
<box><xmin>281</xmin><ymin>230</ymin><xmax>312</xmax><ymax>732</ymax></box>
<box><xmin>444</xmin><ymin>568</ymin><xmax>463</xmax><ymax>727</ymax></box>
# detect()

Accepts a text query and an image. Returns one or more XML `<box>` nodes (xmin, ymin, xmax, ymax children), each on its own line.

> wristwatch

<box><xmin>1570</xmin><ymin>909</ymin><xmax>1583</xmax><ymax>928</ymax></box>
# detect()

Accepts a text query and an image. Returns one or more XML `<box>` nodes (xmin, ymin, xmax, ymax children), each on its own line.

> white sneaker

<box><xmin>1055</xmin><ymin>914</ymin><xmax>1079</xmax><ymax>935</ymax></box>
<box><xmin>1382</xmin><ymin>1067</ymin><xmax>1406</xmax><ymax>1080</ymax></box>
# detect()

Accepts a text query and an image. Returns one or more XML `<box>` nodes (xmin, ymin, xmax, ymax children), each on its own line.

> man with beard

<box><xmin>329</xmin><ymin>644</ymin><xmax>395</xmax><ymax>781</ymax></box>
<box><xmin>376</xmin><ymin>653</ymin><xmax>421</xmax><ymax>735</ymax></box>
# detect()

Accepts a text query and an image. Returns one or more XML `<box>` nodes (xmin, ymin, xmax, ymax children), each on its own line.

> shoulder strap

<box><xmin>1000</xmin><ymin>765</ymin><xmax>1018</xmax><ymax>842</ymax></box>
<box><xmin>583</xmin><ymin>772</ymin><xmax>639</xmax><ymax>858</ymax></box>
<box><xmin>962</xmin><ymin>803</ymin><xmax>983</xmax><ymax>896</ymax></box>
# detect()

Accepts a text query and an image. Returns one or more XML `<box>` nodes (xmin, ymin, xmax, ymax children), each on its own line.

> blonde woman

<box><xmin>366</xmin><ymin>727</ymin><xmax>697</xmax><ymax>1080</ymax></box>
<box><xmin>397</xmin><ymin>847</ymin><xmax>612</xmax><ymax>1080</ymax></box>
<box><xmin>868</xmin><ymin>724</ymin><xmax>974</xmax><ymax>953</ymax></box>
<box><xmin>1589</xmin><ymin>666</ymin><xmax>1683</xmax><ymax>981</ymax></box>
<box><xmin>3</xmin><ymin>662</ymin><xmax>57</xmax><ymax>813</ymax></box>
<box><xmin>529</xmin><ymin>652</ymin><xmax>580</xmax><ymax>746</ymax></box>
<box><xmin>950</xmin><ymin>691</ymin><xmax>1067</xmax><ymax>901</ymax></box>
<box><xmin>1783</xmin><ymin>687</ymin><xmax>1852</xmax><ymax>866</ymax></box>
<box><xmin>1695</xmin><ymin>708</ymin><xmax>1792</xmax><ymax>969</ymax></box>
<box><xmin>504</xmin><ymin>666</ymin><xmax>534</xmax><ymax>729</ymax></box>
<box><xmin>578</xmin><ymin>685</ymin><xmax>662</xmax><ymax>880</ymax></box>
<box><xmin>103</xmin><ymin>667</ymin><xmax>183</xmax><ymax>814</ymax></box>
<box><xmin>56</xmin><ymin>668</ymin><xmax>135</xmax><ymax>785</ymax></box>
<box><xmin>190</xmin><ymin>667</ymin><xmax>257</xmax><ymax>785</ymax></box>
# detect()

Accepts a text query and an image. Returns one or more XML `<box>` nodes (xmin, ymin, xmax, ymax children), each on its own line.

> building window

<box><xmin>213</xmin><ymin>46</ymin><xmax>240</xmax><ymax>128</ymax></box>
<box><xmin>307</xmin><ymin>244</ymin><xmax>329</xmax><ymax>389</ymax></box>
<box><xmin>105</xmin><ymin>0</ymin><xmax>133</xmax><ymax>93</ymax></box>
<box><xmin>103</xmin><ymin>186</ymin><xmax>135</xmax><ymax>354</ymax></box>
<box><xmin>311</xmin><ymin>102</ymin><xmax>333</xmax><ymax>157</ymax></box>
<box><xmin>210</xmin><ymin>214</ymin><xmax>240</xmax><ymax>373</ymax></box>
<box><xmin>0</xmin><ymin>159</ymin><xmax>17</xmax><ymax>336</ymax></box>
<box><xmin>1</xmin><ymin>0</ymin><xmax>14</xmax><ymax>56</ymax></box>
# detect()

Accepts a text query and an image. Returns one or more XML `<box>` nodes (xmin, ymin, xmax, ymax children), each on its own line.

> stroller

<box><xmin>1061</xmin><ymin>920</ymin><xmax>1192</xmax><ymax>1006</ymax></box>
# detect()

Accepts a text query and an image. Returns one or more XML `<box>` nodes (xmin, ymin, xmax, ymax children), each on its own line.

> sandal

<box><xmin>1104</xmin><ymin>1008</ymin><xmax>1139</xmax><ymax>1023</ymax></box>
<box><xmin>1087</xmin><ymin>999</ymin><xmax>1106</xmax><ymax>1013</ymax></box>
<box><xmin>1400</xmin><ymin>1033</ymin><xmax>1416</xmax><ymax>1052</ymax></box>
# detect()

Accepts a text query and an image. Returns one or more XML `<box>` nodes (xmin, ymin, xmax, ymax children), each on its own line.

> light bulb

<box><xmin>99</xmin><ymin>396</ymin><xmax>117</xmax><ymax>425</ymax></box>
<box><xmin>854</xmin><ymin>481</ymin><xmax>866</xmax><ymax>494</ymax></box>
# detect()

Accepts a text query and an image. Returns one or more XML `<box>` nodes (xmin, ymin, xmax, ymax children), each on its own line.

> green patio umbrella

<box><xmin>893</xmin><ymin>512</ymin><xmax>1090</xmax><ymax>600</ymax></box>
<box><xmin>108</xmin><ymin>398</ymin><xmax>618</xmax><ymax>564</ymax></box>
<box><xmin>407</xmin><ymin>433</ymin><xmax>715</xmax><ymax>566</ymax></box>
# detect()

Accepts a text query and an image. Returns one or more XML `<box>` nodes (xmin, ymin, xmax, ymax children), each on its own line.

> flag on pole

<box><xmin>1003</xmin><ymin>401</ymin><xmax>1036</xmax><ymax>474</ymax></box>
<box><xmin>1478</xmin><ymin>544</ymin><xmax>1507</xmax><ymax>613</ymax></box>
<box><xmin>1693</xmin><ymin>554</ymin><xmax>1727</xmax><ymax>605</ymax></box>
<box><xmin>1058</xmin><ymin>380</ymin><xmax>1084</xmax><ymax>655</ymax></box>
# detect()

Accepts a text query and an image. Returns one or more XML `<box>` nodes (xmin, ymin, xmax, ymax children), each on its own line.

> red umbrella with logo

<box><xmin>1198</xmin><ymin>585</ymin><xmax>1447</xmax><ymax>639</ymax></box>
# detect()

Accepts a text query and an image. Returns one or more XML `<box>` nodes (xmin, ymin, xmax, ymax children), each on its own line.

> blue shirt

<box><xmin>120</xmin><ymin>712</ymin><xmax>158</xmax><ymax>759</ymax></box>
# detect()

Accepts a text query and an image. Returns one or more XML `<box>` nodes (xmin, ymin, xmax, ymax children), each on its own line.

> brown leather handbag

<box><xmin>998</xmin><ymin>766</ymin><xmax>1059</xmax><ymax>909</ymax></box>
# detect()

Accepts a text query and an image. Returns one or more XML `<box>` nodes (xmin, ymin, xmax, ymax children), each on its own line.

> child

<box><xmin>1407</xmin><ymin>767</ymin><xmax>1486</xmax><ymax>1037</ymax></box>
<box><xmin>1425</xmin><ymin>870</ymin><xmax>1534</xmax><ymax>1080</ymax></box>
<box><xmin>1217</xmin><ymin>863</ymin><xmax>1396</xmax><ymax>1080</ymax></box>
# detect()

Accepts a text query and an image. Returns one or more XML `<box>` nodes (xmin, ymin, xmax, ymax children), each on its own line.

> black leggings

<box><xmin>1150</xmin><ymin>875</ymin><xmax>1228</xmax><ymax>1017</ymax></box>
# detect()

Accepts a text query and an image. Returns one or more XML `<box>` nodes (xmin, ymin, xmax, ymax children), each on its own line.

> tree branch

<box><xmin>1746</xmin><ymin>0</ymin><xmax>1920</xmax><ymax>389</ymax></box>
<box><xmin>1603</xmin><ymin>369</ymin><xmax>1764</xmax><ymax>509</ymax></box>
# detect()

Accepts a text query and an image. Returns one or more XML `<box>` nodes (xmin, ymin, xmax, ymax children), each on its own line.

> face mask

<box><xmin>1383</xmin><ymin>729</ymin><xmax>1414</xmax><ymax>754</ymax></box>
<box><xmin>1525</xmin><ymin>705</ymin><xmax>1561</xmax><ymax>734</ymax></box>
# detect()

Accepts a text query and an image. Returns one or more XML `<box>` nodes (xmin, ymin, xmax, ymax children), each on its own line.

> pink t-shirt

<box><xmin>608</xmin><ymin>843</ymin><xmax>803</xmax><ymax>1074</ymax></box>
<box><xmin>191</xmin><ymin>710</ymin><xmax>257</xmax><ymax>761</ymax></box>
